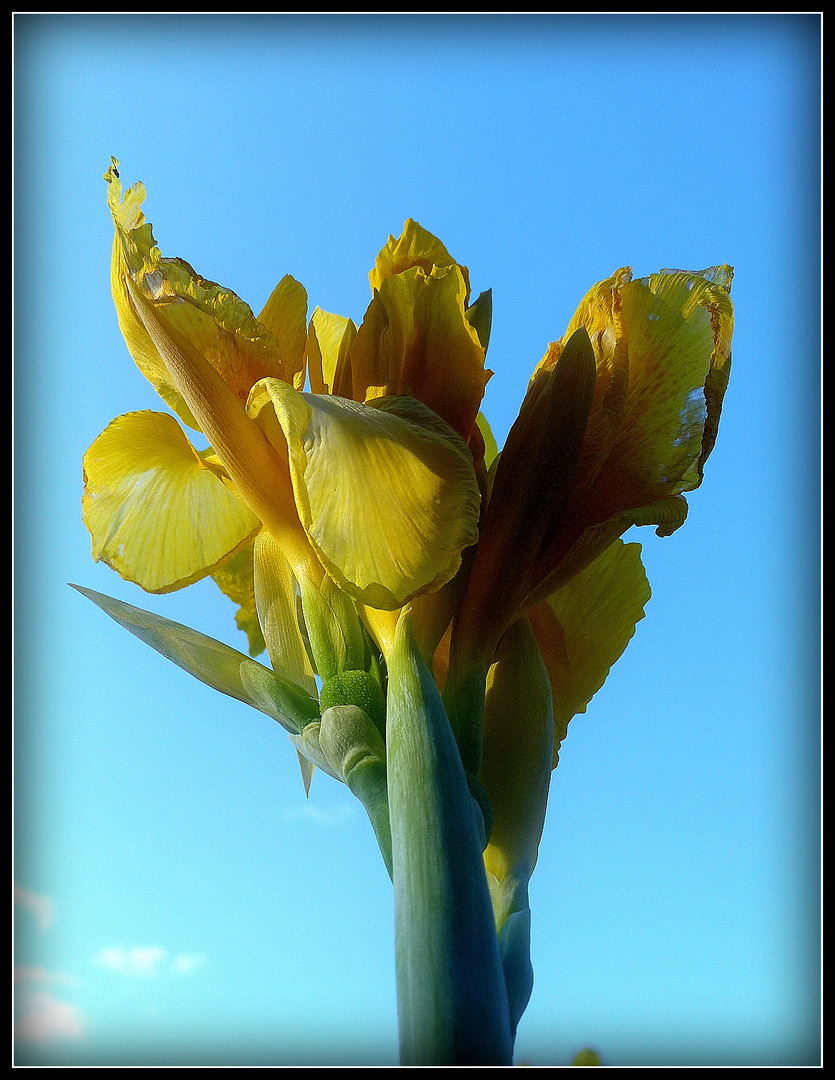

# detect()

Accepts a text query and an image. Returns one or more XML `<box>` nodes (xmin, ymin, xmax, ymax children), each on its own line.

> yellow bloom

<box><xmin>84</xmin><ymin>162</ymin><xmax>485</xmax><ymax>681</ymax></box>
<box><xmin>81</xmin><ymin>171</ymin><xmax>735</xmax><ymax>1050</ymax></box>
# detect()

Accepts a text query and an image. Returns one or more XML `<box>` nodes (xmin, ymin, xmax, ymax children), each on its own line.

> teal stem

<box><xmin>387</xmin><ymin>611</ymin><xmax>513</xmax><ymax>1066</ymax></box>
<box><xmin>343</xmin><ymin>758</ymin><xmax>393</xmax><ymax>879</ymax></box>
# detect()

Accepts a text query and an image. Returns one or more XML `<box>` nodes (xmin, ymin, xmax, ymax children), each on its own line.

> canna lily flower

<box><xmin>79</xmin><ymin>168</ymin><xmax>734</xmax><ymax>1065</ymax></box>
<box><xmin>84</xmin><ymin>163</ymin><xmax>485</xmax><ymax>694</ymax></box>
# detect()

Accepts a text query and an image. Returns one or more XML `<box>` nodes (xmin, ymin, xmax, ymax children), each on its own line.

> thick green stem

<box><xmin>387</xmin><ymin>610</ymin><xmax>513</xmax><ymax>1066</ymax></box>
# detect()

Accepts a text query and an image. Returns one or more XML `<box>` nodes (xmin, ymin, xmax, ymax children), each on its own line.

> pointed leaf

<box><xmin>71</xmin><ymin>583</ymin><xmax>317</xmax><ymax>732</ymax></box>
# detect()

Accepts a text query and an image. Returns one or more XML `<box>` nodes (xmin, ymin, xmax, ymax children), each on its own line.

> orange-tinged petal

<box><xmin>451</xmin><ymin>327</ymin><xmax>598</xmax><ymax>666</ymax></box>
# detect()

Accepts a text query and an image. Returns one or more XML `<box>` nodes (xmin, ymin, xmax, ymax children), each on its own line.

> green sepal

<box><xmin>465</xmin><ymin>289</ymin><xmax>493</xmax><ymax>351</ymax></box>
<box><xmin>387</xmin><ymin>608</ymin><xmax>513</xmax><ymax>1065</ymax></box>
<box><xmin>288</xmin><ymin>720</ymin><xmax>342</xmax><ymax>783</ymax></box>
<box><xmin>297</xmin><ymin>574</ymin><xmax>366</xmax><ymax>681</ymax></box>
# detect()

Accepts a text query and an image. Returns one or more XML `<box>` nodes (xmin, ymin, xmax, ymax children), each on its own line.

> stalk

<box><xmin>386</xmin><ymin>609</ymin><xmax>513</xmax><ymax>1065</ymax></box>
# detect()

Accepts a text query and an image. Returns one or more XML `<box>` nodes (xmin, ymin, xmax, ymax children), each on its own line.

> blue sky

<box><xmin>14</xmin><ymin>14</ymin><xmax>820</xmax><ymax>1066</ymax></box>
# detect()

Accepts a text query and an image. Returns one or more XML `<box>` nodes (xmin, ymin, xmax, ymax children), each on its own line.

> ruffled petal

<box><xmin>369</xmin><ymin>218</ymin><xmax>471</xmax><ymax>300</ymax></box>
<box><xmin>248</xmin><ymin>382</ymin><xmax>481</xmax><ymax>610</ymax></box>
<box><xmin>82</xmin><ymin>410</ymin><xmax>260</xmax><ymax>593</ymax></box>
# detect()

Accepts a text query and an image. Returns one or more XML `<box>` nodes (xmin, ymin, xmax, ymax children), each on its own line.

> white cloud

<box><xmin>14</xmin><ymin>884</ymin><xmax>55</xmax><ymax>930</ymax></box>
<box><xmin>14</xmin><ymin>990</ymin><xmax>84</xmax><ymax>1045</ymax></box>
<box><xmin>97</xmin><ymin>945</ymin><xmax>168</xmax><ymax>977</ymax></box>
<box><xmin>96</xmin><ymin>946</ymin><xmax>208</xmax><ymax>978</ymax></box>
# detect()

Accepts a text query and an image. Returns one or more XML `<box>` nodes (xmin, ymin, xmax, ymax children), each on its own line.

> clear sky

<box><xmin>14</xmin><ymin>13</ymin><xmax>820</xmax><ymax>1067</ymax></box>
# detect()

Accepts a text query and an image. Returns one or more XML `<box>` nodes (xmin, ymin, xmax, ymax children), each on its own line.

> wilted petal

<box><xmin>82</xmin><ymin>410</ymin><xmax>259</xmax><ymax>593</ymax></box>
<box><xmin>248</xmin><ymin>381</ymin><xmax>481</xmax><ymax>610</ymax></box>
<box><xmin>105</xmin><ymin>160</ymin><xmax>298</xmax><ymax>421</ymax></box>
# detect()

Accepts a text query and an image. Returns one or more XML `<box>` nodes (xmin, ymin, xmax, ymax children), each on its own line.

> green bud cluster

<box><xmin>319</xmin><ymin>669</ymin><xmax>387</xmax><ymax>739</ymax></box>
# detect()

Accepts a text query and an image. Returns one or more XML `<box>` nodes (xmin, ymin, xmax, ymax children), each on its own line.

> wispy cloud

<box><xmin>96</xmin><ymin>946</ymin><xmax>208</xmax><ymax>977</ymax></box>
<box><xmin>170</xmin><ymin>952</ymin><xmax>208</xmax><ymax>975</ymax></box>
<box><xmin>14</xmin><ymin>884</ymin><xmax>55</xmax><ymax>930</ymax></box>
<box><xmin>96</xmin><ymin>946</ymin><xmax>167</xmax><ymax>977</ymax></box>
<box><xmin>14</xmin><ymin>989</ymin><xmax>84</xmax><ymax>1045</ymax></box>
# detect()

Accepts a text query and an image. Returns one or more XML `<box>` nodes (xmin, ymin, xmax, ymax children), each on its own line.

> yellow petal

<box><xmin>369</xmin><ymin>218</ymin><xmax>470</xmax><ymax>300</ymax></box>
<box><xmin>252</xmin><ymin>530</ymin><xmax>318</xmax><ymax>696</ymax></box>
<box><xmin>305</xmin><ymin>307</ymin><xmax>357</xmax><ymax>397</ymax></box>
<box><xmin>123</xmin><ymin>278</ymin><xmax>316</xmax><ymax>579</ymax></box>
<box><xmin>350</xmin><ymin>264</ymin><xmax>490</xmax><ymax>442</ymax></box>
<box><xmin>248</xmin><ymin>382</ymin><xmax>481</xmax><ymax>610</ymax></box>
<box><xmin>257</xmin><ymin>274</ymin><xmax>309</xmax><ymax>390</ymax></box>
<box><xmin>105</xmin><ymin>163</ymin><xmax>297</xmax><ymax>422</ymax></box>
<box><xmin>529</xmin><ymin>539</ymin><xmax>650</xmax><ymax>766</ymax></box>
<box><xmin>82</xmin><ymin>410</ymin><xmax>260</xmax><ymax>593</ymax></box>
